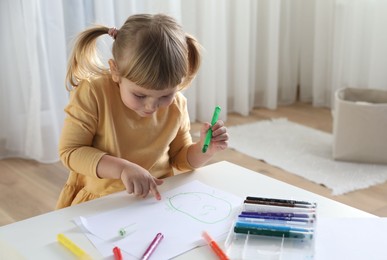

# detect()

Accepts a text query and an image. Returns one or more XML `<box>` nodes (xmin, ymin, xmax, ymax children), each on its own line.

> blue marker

<box><xmin>235</xmin><ymin>221</ymin><xmax>312</xmax><ymax>233</ymax></box>
<box><xmin>238</xmin><ymin>216</ymin><xmax>314</xmax><ymax>227</ymax></box>
<box><xmin>238</xmin><ymin>214</ymin><xmax>314</xmax><ymax>223</ymax></box>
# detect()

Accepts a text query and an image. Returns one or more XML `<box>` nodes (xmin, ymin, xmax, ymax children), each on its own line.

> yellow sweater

<box><xmin>56</xmin><ymin>75</ymin><xmax>194</xmax><ymax>208</ymax></box>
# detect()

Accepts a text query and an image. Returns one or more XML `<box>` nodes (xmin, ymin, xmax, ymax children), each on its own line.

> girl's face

<box><xmin>118</xmin><ymin>77</ymin><xmax>178</xmax><ymax>117</ymax></box>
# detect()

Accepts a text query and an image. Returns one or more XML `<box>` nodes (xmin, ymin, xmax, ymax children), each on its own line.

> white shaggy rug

<box><xmin>227</xmin><ymin>118</ymin><xmax>387</xmax><ymax>195</ymax></box>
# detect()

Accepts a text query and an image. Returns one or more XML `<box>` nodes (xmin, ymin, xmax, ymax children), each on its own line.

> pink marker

<box><xmin>141</xmin><ymin>232</ymin><xmax>164</xmax><ymax>260</ymax></box>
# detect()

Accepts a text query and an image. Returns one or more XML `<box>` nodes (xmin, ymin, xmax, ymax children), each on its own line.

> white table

<box><xmin>0</xmin><ymin>161</ymin><xmax>374</xmax><ymax>259</ymax></box>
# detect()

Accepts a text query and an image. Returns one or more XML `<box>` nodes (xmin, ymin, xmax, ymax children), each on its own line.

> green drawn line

<box><xmin>168</xmin><ymin>192</ymin><xmax>233</xmax><ymax>224</ymax></box>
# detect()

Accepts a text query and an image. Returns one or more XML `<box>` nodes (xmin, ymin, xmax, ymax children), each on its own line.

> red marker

<box><xmin>113</xmin><ymin>246</ymin><xmax>123</xmax><ymax>260</ymax></box>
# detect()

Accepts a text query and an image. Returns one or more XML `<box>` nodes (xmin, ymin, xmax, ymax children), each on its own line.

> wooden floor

<box><xmin>1</xmin><ymin>102</ymin><xmax>387</xmax><ymax>226</ymax></box>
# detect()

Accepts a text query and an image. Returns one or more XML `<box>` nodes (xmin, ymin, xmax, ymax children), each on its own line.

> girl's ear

<box><xmin>108</xmin><ymin>59</ymin><xmax>121</xmax><ymax>83</ymax></box>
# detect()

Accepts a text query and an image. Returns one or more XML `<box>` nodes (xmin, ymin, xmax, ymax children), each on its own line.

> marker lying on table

<box><xmin>202</xmin><ymin>231</ymin><xmax>229</xmax><ymax>260</ymax></box>
<box><xmin>113</xmin><ymin>246</ymin><xmax>123</xmax><ymax>260</ymax></box>
<box><xmin>238</xmin><ymin>216</ymin><xmax>314</xmax><ymax>227</ymax></box>
<box><xmin>244</xmin><ymin>199</ymin><xmax>315</xmax><ymax>209</ymax></box>
<box><xmin>243</xmin><ymin>202</ymin><xmax>316</xmax><ymax>213</ymax></box>
<box><xmin>235</xmin><ymin>220</ymin><xmax>313</xmax><ymax>233</ymax></box>
<box><xmin>234</xmin><ymin>225</ymin><xmax>314</xmax><ymax>240</ymax></box>
<box><xmin>238</xmin><ymin>214</ymin><xmax>315</xmax><ymax>223</ymax></box>
<box><xmin>202</xmin><ymin>106</ymin><xmax>221</xmax><ymax>153</ymax></box>
<box><xmin>57</xmin><ymin>233</ymin><xmax>91</xmax><ymax>259</ymax></box>
<box><xmin>244</xmin><ymin>198</ymin><xmax>317</xmax><ymax>209</ymax></box>
<box><xmin>141</xmin><ymin>232</ymin><xmax>164</xmax><ymax>260</ymax></box>
<box><xmin>240</xmin><ymin>211</ymin><xmax>316</xmax><ymax>219</ymax></box>
<box><xmin>246</xmin><ymin>196</ymin><xmax>317</xmax><ymax>207</ymax></box>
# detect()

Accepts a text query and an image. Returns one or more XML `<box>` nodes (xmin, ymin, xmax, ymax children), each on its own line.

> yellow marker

<box><xmin>57</xmin><ymin>233</ymin><xmax>91</xmax><ymax>259</ymax></box>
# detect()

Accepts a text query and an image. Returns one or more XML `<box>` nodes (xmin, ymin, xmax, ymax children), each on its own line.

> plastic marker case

<box><xmin>224</xmin><ymin>196</ymin><xmax>316</xmax><ymax>260</ymax></box>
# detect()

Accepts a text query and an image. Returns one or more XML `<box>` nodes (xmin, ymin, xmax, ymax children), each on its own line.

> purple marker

<box><xmin>141</xmin><ymin>233</ymin><xmax>164</xmax><ymax>260</ymax></box>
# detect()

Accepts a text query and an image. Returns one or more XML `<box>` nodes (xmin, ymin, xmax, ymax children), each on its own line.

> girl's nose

<box><xmin>145</xmin><ymin>99</ymin><xmax>158</xmax><ymax>111</ymax></box>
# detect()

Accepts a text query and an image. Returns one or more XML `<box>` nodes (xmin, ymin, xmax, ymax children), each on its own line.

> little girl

<box><xmin>56</xmin><ymin>14</ymin><xmax>229</xmax><ymax>208</ymax></box>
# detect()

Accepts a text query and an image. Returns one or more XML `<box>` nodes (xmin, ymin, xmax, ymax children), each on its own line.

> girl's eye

<box><xmin>134</xmin><ymin>94</ymin><xmax>146</xmax><ymax>99</ymax></box>
<box><xmin>162</xmin><ymin>94</ymin><xmax>173</xmax><ymax>99</ymax></box>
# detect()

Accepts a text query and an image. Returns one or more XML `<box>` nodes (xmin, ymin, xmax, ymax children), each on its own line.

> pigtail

<box><xmin>181</xmin><ymin>33</ymin><xmax>202</xmax><ymax>89</ymax></box>
<box><xmin>65</xmin><ymin>26</ymin><xmax>110</xmax><ymax>90</ymax></box>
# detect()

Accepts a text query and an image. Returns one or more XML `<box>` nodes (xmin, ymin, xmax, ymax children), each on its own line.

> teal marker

<box><xmin>234</xmin><ymin>226</ymin><xmax>313</xmax><ymax>240</ymax></box>
<box><xmin>202</xmin><ymin>106</ymin><xmax>221</xmax><ymax>153</ymax></box>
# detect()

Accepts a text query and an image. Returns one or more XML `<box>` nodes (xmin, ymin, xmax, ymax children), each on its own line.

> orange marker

<box><xmin>202</xmin><ymin>231</ymin><xmax>229</xmax><ymax>260</ymax></box>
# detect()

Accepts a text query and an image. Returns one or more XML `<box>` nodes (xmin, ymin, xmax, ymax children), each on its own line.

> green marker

<box><xmin>202</xmin><ymin>106</ymin><xmax>221</xmax><ymax>153</ymax></box>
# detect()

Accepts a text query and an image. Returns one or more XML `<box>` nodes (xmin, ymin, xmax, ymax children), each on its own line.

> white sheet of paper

<box><xmin>315</xmin><ymin>217</ymin><xmax>387</xmax><ymax>260</ymax></box>
<box><xmin>77</xmin><ymin>180</ymin><xmax>243</xmax><ymax>259</ymax></box>
<box><xmin>74</xmin><ymin>217</ymin><xmax>138</xmax><ymax>259</ymax></box>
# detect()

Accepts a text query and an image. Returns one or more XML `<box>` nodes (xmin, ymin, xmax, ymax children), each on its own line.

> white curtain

<box><xmin>1</xmin><ymin>0</ymin><xmax>387</xmax><ymax>163</ymax></box>
<box><xmin>0</xmin><ymin>0</ymin><xmax>68</xmax><ymax>163</ymax></box>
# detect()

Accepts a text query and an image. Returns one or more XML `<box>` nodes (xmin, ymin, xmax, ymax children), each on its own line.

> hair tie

<box><xmin>108</xmin><ymin>27</ymin><xmax>118</xmax><ymax>40</ymax></box>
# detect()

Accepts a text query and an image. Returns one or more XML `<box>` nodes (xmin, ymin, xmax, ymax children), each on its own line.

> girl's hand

<box><xmin>120</xmin><ymin>164</ymin><xmax>163</xmax><ymax>200</ymax></box>
<box><xmin>200</xmin><ymin>120</ymin><xmax>229</xmax><ymax>154</ymax></box>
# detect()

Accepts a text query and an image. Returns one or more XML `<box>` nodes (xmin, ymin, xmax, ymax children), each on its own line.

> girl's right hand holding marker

<box><xmin>120</xmin><ymin>163</ymin><xmax>164</xmax><ymax>200</ymax></box>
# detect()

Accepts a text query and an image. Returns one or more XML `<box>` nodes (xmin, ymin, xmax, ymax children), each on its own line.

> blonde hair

<box><xmin>66</xmin><ymin>14</ymin><xmax>202</xmax><ymax>91</ymax></box>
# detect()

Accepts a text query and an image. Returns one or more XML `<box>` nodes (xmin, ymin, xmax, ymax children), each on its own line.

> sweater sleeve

<box><xmin>59</xmin><ymin>81</ymin><xmax>106</xmax><ymax>178</ymax></box>
<box><xmin>168</xmin><ymin>93</ymin><xmax>195</xmax><ymax>172</ymax></box>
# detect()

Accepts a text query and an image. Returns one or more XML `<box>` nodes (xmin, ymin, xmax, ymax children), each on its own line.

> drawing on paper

<box><xmin>167</xmin><ymin>192</ymin><xmax>233</xmax><ymax>224</ymax></box>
